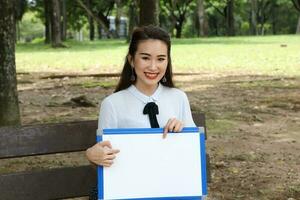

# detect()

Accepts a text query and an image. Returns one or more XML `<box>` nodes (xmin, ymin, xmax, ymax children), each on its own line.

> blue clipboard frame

<box><xmin>97</xmin><ymin>127</ymin><xmax>207</xmax><ymax>200</ymax></box>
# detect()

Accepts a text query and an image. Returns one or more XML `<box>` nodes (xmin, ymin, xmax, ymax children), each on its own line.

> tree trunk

<box><xmin>86</xmin><ymin>0</ymin><xmax>94</xmax><ymax>40</ymax></box>
<box><xmin>271</xmin><ymin>2</ymin><xmax>277</xmax><ymax>35</ymax></box>
<box><xmin>197</xmin><ymin>0</ymin><xmax>208</xmax><ymax>36</ymax></box>
<box><xmin>175</xmin><ymin>18</ymin><xmax>184</xmax><ymax>38</ymax></box>
<box><xmin>0</xmin><ymin>0</ymin><xmax>21</xmax><ymax>126</ymax></box>
<box><xmin>45</xmin><ymin>0</ymin><xmax>51</xmax><ymax>44</ymax></box>
<box><xmin>97</xmin><ymin>24</ymin><xmax>102</xmax><ymax>39</ymax></box>
<box><xmin>16</xmin><ymin>21</ymin><xmax>20</xmax><ymax>42</ymax></box>
<box><xmin>50</xmin><ymin>0</ymin><xmax>63</xmax><ymax>47</ymax></box>
<box><xmin>291</xmin><ymin>0</ymin><xmax>300</xmax><ymax>34</ymax></box>
<box><xmin>115</xmin><ymin>0</ymin><xmax>122</xmax><ymax>38</ymax></box>
<box><xmin>297</xmin><ymin>15</ymin><xmax>300</xmax><ymax>34</ymax></box>
<box><xmin>139</xmin><ymin>0</ymin><xmax>159</xmax><ymax>26</ymax></box>
<box><xmin>89</xmin><ymin>18</ymin><xmax>95</xmax><ymax>40</ymax></box>
<box><xmin>226</xmin><ymin>0</ymin><xmax>235</xmax><ymax>36</ymax></box>
<box><xmin>250</xmin><ymin>0</ymin><xmax>257</xmax><ymax>35</ymax></box>
<box><xmin>260</xmin><ymin>12</ymin><xmax>265</xmax><ymax>35</ymax></box>
<box><xmin>127</xmin><ymin>0</ymin><xmax>138</xmax><ymax>42</ymax></box>
<box><xmin>61</xmin><ymin>0</ymin><xmax>67</xmax><ymax>41</ymax></box>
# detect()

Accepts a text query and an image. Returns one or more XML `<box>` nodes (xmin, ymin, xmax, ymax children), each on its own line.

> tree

<box><xmin>128</xmin><ymin>0</ymin><xmax>139</xmax><ymax>41</ymax></box>
<box><xmin>115</xmin><ymin>0</ymin><xmax>122</xmax><ymax>38</ymax></box>
<box><xmin>15</xmin><ymin>0</ymin><xmax>28</xmax><ymax>41</ymax></box>
<box><xmin>76</xmin><ymin>0</ymin><xmax>116</xmax><ymax>38</ymax></box>
<box><xmin>249</xmin><ymin>0</ymin><xmax>258</xmax><ymax>35</ymax></box>
<box><xmin>0</xmin><ymin>0</ymin><xmax>21</xmax><ymax>126</ymax></box>
<box><xmin>292</xmin><ymin>0</ymin><xmax>300</xmax><ymax>33</ymax></box>
<box><xmin>226</xmin><ymin>0</ymin><xmax>235</xmax><ymax>36</ymax></box>
<box><xmin>50</xmin><ymin>0</ymin><xmax>64</xmax><ymax>47</ymax></box>
<box><xmin>256</xmin><ymin>0</ymin><xmax>273</xmax><ymax>35</ymax></box>
<box><xmin>139</xmin><ymin>0</ymin><xmax>159</xmax><ymax>26</ymax></box>
<box><xmin>161</xmin><ymin>0</ymin><xmax>195</xmax><ymax>38</ymax></box>
<box><xmin>196</xmin><ymin>0</ymin><xmax>209</xmax><ymax>36</ymax></box>
<box><xmin>61</xmin><ymin>0</ymin><xmax>67</xmax><ymax>41</ymax></box>
<box><xmin>86</xmin><ymin>0</ymin><xmax>95</xmax><ymax>40</ymax></box>
<box><xmin>44</xmin><ymin>0</ymin><xmax>51</xmax><ymax>43</ymax></box>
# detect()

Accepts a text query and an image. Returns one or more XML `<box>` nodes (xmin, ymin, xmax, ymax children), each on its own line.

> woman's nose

<box><xmin>149</xmin><ymin>59</ymin><xmax>157</xmax><ymax>70</ymax></box>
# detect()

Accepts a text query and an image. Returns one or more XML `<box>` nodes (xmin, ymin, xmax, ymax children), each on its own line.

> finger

<box><xmin>100</xmin><ymin>140</ymin><xmax>112</xmax><ymax>148</ymax></box>
<box><xmin>103</xmin><ymin>160</ymin><xmax>113</xmax><ymax>167</ymax></box>
<box><xmin>102</xmin><ymin>163</ymin><xmax>112</xmax><ymax>167</ymax></box>
<box><xmin>163</xmin><ymin>118</ymin><xmax>175</xmax><ymax>138</ymax></box>
<box><xmin>163</xmin><ymin>120</ymin><xmax>172</xmax><ymax>138</ymax></box>
<box><xmin>167</xmin><ymin>119</ymin><xmax>177</xmax><ymax>132</ymax></box>
<box><xmin>105</xmin><ymin>154</ymin><xmax>116</xmax><ymax>160</ymax></box>
<box><xmin>164</xmin><ymin>118</ymin><xmax>175</xmax><ymax>132</ymax></box>
<box><xmin>106</xmin><ymin>148</ymin><xmax>120</xmax><ymax>155</ymax></box>
<box><xmin>103</xmin><ymin>160</ymin><xmax>113</xmax><ymax>165</ymax></box>
<box><xmin>173</xmin><ymin>121</ymin><xmax>184</xmax><ymax>132</ymax></box>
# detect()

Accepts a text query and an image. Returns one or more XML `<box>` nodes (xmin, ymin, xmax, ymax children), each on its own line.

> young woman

<box><xmin>86</xmin><ymin>25</ymin><xmax>195</xmax><ymax>167</ymax></box>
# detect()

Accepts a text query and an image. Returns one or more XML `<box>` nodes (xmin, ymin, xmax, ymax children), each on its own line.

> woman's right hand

<box><xmin>86</xmin><ymin>141</ymin><xmax>120</xmax><ymax>167</ymax></box>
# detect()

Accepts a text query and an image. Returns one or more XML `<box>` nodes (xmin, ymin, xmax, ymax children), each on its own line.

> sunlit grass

<box><xmin>16</xmin><ymin>35</ymin><xmax>300</xmax><ymax>76</ymax></box>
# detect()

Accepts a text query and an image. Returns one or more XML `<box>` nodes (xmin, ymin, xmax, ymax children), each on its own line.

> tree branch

<box><xmin>207</xmin><ymin>1</ymin><xmax>225</xmax><ymax>17</ymax></box>
<box><xmin>76</xmin><ymin>0</ymin><xmax>114</xmax><ymax>38</ymax></box>
<box><xmin>291</xmin><ymin>0</ymin><xmax>300</xmax><ymax>12</ymax></box>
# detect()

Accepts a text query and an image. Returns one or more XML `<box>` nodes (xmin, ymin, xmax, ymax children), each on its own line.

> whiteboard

<box><xmin>97</xmin><ymin>127</ymin><xmax>207</xmax><ymax>200</ymax></box>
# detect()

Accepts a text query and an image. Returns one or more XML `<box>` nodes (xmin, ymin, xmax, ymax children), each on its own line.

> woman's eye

<box><xmin>142</xmin><ymin>57</ymin><xmax>149</xmax><ymax>60</ymax></box>
<box><xmin>158</xmin><ymin>58</ymin><xmax>165</xmax><ymax>61</ymax></box>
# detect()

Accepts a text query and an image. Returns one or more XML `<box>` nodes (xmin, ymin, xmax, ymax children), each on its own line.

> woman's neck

<box><xmin>134</xmin><ymin>83</ymin><xmax>159</xmax><ymax>96</ymax></box>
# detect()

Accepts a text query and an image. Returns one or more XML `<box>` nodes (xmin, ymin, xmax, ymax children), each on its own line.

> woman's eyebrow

<box><xmin>139</xmin><ymin>53</ymin><xmax>151</xmax><ymax>56</ymax></box>
<box><xmin>139</xmin><ymin>53</ymin><xmax>167</xmax><ymax>57</ymax></box>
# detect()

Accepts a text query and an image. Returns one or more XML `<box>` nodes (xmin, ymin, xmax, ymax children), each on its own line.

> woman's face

<box><xmin>129</xmin><ymin>39</ymin><xmax>168</xmax><ymax>93</ymax></box>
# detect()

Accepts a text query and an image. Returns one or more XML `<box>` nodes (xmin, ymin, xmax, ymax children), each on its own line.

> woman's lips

<box><xmin>144</xmin><ymin>72</ymin><xmax>159</xmax><ymax>80</ymax></box>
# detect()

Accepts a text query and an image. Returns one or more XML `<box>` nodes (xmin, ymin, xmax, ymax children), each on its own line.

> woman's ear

<box><xmin>127</xmin><ymin>54</ymin><xmax>133</xmax><ymax>67</ymax></box>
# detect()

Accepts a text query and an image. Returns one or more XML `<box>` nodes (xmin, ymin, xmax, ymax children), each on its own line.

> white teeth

<box><xmin>145</xmin><ymin>72</ymin><xmax>158</xmax><ymax>78</ymax></box>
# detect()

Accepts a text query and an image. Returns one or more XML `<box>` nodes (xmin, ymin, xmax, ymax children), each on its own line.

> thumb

<box><xmin>107</xmin><ymin>148</ymin><xmax>120</xmax><ymax>155</ymax></box>
<box><xmin>100</xmin><ymin>140</ymin><xmax>112</xmax><ymax>148</ymax></box>
<box><xmin>112</xmin><ymin>149</ymin><xmax>120</xmax><ymax>154</ymax></box>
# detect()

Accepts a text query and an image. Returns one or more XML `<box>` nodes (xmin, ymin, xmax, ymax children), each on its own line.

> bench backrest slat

<box><xmin>0</xmin><ymin>113</ymin><xmax>205</xmax><ymax>159</ymax></box>
<box><xmin>0</xmin><ymin>166</ymin><xmax>96</xmax><ymax>200</ymax></box>
<box><xmin>0</xmin><ymin>121</ymin><xmax>97</xmax><ymax>159</ymax></box>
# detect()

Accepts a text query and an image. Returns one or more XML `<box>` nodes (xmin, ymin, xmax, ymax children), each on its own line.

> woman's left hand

<box><xmin>163</xmin><ymin>118</ymin><xmax>184</xmax><ymax>139</ymax></box>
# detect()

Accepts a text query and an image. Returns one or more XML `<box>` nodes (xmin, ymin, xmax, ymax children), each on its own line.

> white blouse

<box><xmin>97</xmin><ymin>84</ymin><xmax>195</xmax><ymax>135</ymax></box>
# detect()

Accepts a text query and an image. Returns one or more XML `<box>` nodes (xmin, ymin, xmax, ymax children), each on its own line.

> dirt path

<box><xmin>2</xmin><ymin>73</ymin><xmax>300</xmax><ymax>199</ymax></box>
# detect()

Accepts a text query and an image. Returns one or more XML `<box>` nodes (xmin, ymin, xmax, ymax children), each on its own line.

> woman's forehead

<box><xmin>136</xmin><ymin>39</ymin><xmax>168</xmax><ymax>55</ymax></box>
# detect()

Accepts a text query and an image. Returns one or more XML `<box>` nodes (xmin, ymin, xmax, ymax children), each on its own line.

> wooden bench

<box><xmin>0</xmin><ymin>113</ymin><xmax>208</xmax><ymax>200</ymax></box>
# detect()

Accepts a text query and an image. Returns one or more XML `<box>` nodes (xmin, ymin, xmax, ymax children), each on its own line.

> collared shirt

<box><xmin>97</xmin><ymin>84</ymin><xmax>196</xmax><ymax>135</ymax></box>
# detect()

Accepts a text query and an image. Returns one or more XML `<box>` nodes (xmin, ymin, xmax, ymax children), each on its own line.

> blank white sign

<box><xmin>98</xmin><ymin>128</ymin><xmax>206</xmax><ymax>200</ymax></box>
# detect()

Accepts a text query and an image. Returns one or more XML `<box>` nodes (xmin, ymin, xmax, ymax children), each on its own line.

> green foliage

<box><xmin>19</xmin><ymin>0</ymin><xmax>300</xmax><ymax>39</ymax></box>
<box><xmin>160</xmin><ymin>0</ymin><xmax>197</xmax><ymax>37</ymax></box>
<box><xmin>18</xmin><ymin>11</ymin><xmax>44</xmax><ymax>42</ymax></box>
<box><xmin>182</xmin><ymin>18</ymin><xmax>197</xmax><ymax>38</ymax></box>
<box><xmin>240</xmin><ymin>22</ymin><xmax>250</xmax><ymax>35</ymax></box>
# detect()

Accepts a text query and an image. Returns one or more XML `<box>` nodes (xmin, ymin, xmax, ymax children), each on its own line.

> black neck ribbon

<box><xmin>143</xmin><ymin>102</ymin><xmax>160</xmax><ymax>128</ymax></box>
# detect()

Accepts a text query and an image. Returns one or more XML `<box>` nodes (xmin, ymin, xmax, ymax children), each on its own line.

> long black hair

<box><xmin>114</xmin><ymin>25</ymin><xmax>175</xmax><ymax>93</ymax></box>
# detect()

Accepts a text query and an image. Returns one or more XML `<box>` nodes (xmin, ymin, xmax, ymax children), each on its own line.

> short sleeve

<box><xmin>181</xmin><ymin>92</ymin><xmax>196</xmax><ymax>127</ymax></box>
<box><xmin>97</xmin><ymin>98</ymin><xmax>118</xmax><ymax>135</ymax></box>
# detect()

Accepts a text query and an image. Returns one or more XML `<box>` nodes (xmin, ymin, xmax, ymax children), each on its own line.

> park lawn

<box><xmin>16</xmin><ymin>35</ymin><xmax>300</xmax><ymax>76</ymax></box>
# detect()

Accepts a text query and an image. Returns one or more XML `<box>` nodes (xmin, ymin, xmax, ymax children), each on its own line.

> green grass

<box><xmin>16</xmin><ymin>35</ymin><xmax>300</xmax><ymax>76</ymax></box>
<box><xmin>206</xmin><ymin>119</ymin><xmax>236</xmax><ymax>136</ymax></box>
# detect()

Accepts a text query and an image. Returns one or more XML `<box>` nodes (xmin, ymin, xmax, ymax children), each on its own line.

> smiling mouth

<box><xmin>144</xmin><ymin>72</ymin><xmax>159</xmax><ymax>80</ymax></box>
